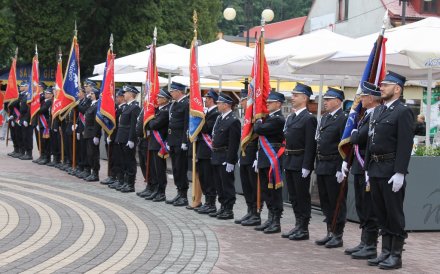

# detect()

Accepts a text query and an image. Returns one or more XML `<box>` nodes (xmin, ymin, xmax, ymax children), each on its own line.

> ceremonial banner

<box><xmin>61</xmin><ymin>35</ymin><xmax>80</xmax><ymax>114</ymax></box>
<box><xmin>240</xmin><ymin>37</ymin><xmax>271</xmax><ymax>152</ymax></box>
<box><xmin>338</xmin><ymin>35</ymin><xmax>387</xmax><ymax>159</ymax></box>
<box><xmin>188</xmin><ymin>38</ymin><xmax>205</xmax><ymax>143</ymax></box>
<box><xmin>96</xmin><ymin>49</ymin><xmax>116</xmax><ymax>135</ymax></box>
<box><xmin>143</xmin><ymin>41</ymin><xmax>160</xmax><ymax>130</ymax></box>
<box><xmin>4</xmin><ymin>57</ymin><xmax>18</xmax><ymax>104</ymax></box>
<box><xmin>29</xmin><ymin>55</ymin><xmax>40</xmax><ymax>121</ymax></box>
<box><xmin>52</xmin><ymin>59</ymin><xmax>66</xmax><ymax>120</ymax></box>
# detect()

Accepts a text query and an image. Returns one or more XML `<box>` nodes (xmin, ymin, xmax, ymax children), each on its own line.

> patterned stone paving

<box><xmin>0</xmin><ymin>141</ymin><xmax>439</xmax><ymax>273</ymax></box>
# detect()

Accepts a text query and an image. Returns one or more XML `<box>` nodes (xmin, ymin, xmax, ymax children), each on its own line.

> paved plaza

<box><xmin>0</xmin><ymin>141</ymin><xmax>439</xmax><ymax>273</ymax></box>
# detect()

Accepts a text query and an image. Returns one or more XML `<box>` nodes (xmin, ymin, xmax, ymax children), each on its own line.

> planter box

<box><xmin>347</xmin><ymin>156</ymin><xmax>440</xmax><ymax>231</ymax></box>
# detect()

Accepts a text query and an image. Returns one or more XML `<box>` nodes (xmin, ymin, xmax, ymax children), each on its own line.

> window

<box><xmin>423</xmin><ymin>0</ymin><xmax>438</xmax><ymax>13</ymax></box>
<box><xmin>338</xmin><ymin>0</ymin><xmax>349</xmax><ymax>21</ymax></box>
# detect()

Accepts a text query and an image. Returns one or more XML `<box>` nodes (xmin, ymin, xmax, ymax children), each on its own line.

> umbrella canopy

<box><xmin>89</xmin><ymin>71</ymin><xmax>168</xmax><ymax>86</ymax></box>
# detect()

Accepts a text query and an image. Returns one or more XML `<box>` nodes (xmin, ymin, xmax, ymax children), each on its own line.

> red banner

<box><xmin>3</xmin><ymin>58</ymin><xmax>18</xmax><ymax>104</ymax></box>
<box><xmin>30</xmin><ymin>55</ymin><xmax>40</xmax><ymax>121</ymax></box>
<box><xmin>52</xmin><ymin>60</ymin><xmax>67</xmax><ymax>119</ymax></box>
<box><xmin>143</xmin><ymin>43</ymin><xmax>160</xmax><ymax>131</ymax></box>
<box><xmin>189</xmin><ymin>39</ymin><xmax>205</xmax><ymax>143</ymax></box>
<box><xmin>96</xmin><ymin>50</ymin><xmax>116</xmax><ymax>135</ymax></box>
<box><xmin>240</xmin><ymin>38</ymin><xmax>271</xmax><ymax>152</ymax></box>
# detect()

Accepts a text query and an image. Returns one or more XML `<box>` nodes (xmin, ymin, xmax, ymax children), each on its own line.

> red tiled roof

<box><xmin>381</xmin><ymin>0</ymin><xmax>426</xmax><ymax>19</ymax></box>
<box><xmin>244</xmin><ymin>16</ymin><xmax>307</xmax><ymax>40</ymax></box>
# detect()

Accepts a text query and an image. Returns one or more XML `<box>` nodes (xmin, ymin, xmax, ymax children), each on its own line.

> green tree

<box><xmin>0</xmin><ymin>0</ymin><xmax>16</xmax><ymax>70</ymax></box>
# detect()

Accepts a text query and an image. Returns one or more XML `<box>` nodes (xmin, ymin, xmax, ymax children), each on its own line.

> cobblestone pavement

<box><xmin>0</xmin><ymin>141</ymin><xmax>439</xmax><ymax>273</ymax></box>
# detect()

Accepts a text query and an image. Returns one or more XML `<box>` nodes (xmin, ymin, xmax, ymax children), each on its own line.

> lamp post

<box><xmin>223</xmin><ymin>4</ymin><xmax>274</xmax><ymax>90</ymax></box>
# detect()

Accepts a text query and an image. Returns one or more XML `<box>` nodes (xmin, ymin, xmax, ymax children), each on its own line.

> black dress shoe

<box><xmin>100</xmin><ymin>177</ymin><xmax>114</xmax><ymax>185</ymax></box>
<box><xmin>145</xmin><ymin>191</ymin><xmax>158</xmax><ymax>200</ymax></box>
<box><xmin>325</xmin><ymin>234</ymin><xmax>343</xmax><ymax>248</ymax></box>
<box><xmin>85</xmin><ymin>174</ymin><xmax>99</xmax><ymax>182</ymax></box>
<box><xmin>173</xmin><ymin>197</ymin><xmax>189</xmax><ymax>207</ymax></box>
<box><xmin>108</xmin><ymin>181</ymin><xmax>123</xmax><ymax>189</ymax></box>
<box><xmin>255</xmin><ymin>218</ymin><xmax>272</xmax><ymax>231</ymax></box>
<box><xmin>234</xmin><ymin>211</ymin><xmax>252</xmax><ymax>224</ymax></box>
<box><xmin>281</xmin><ymin>226</ymin><xmax>299</xmax><ymax>239</ymax></box>
<box><xmin>195</xmin><ymin>204</ymin><xmax>208</xmax><ymax>212</ymax></box>
<box><xmin>289</xmin><ymin>230</ymin><xmax>309</xmax><ymax>241</ymax></box>
<box><xmin>241</xmin><ymin>215</ymin><xmax>261</xmax><ymax>226</ymax></box>
<box><xmin>20</xmin><ymin>154</ymin><xmax>32</xmax><ymax>160</ymax></box>
<box><xmin>152</xmin><ymin>193</ymin><xmax>166</xmax><ymax>202</ymax></box>
<box><xmin>38</xmin><ymin>158</ymin><xmax>50</xmax><ymax>165</ymax></box>
<box><xmin>7</xmin><ymin>151</ymin><xmax>18</xmax><ymax>157</ymax></box>
<box><xmin>137</xmin><ymin>188</ymin><xmax>152</xmax><ymax>197</ymax></box>
<box><xmin>198</xmin><ymin>205</ymin><xmax>217</xmax><ymax>214</ymax></box>
<box><xmin>116</xmin><ymin>183</ymin><xmax>128</xmax><ymax>191</ymax></box>
<box><xmin>217</xmin><ymin>209</ymin><xmax>234</xmax><ymax>220</ymax></box>
<box><xmin>315</xmin><ymin>233</ymin><xmax>332</xmax><ymax>246</ymax></box>
<box><xmin>264</xmin><ymin>217</ymin><xmax>281</xmax><ymax>234</ymax></box>
<box><xmin>166</xmin><ymin>193</ymin><xmax>181</xmax><ymax>204</ymax></box>
<box><xmin>209</xmin><ymin>207</ymin><xmax>224</xmax><ymax>218</ymax></box>
<box><xmin>32</xmin><ymin>157</ymin><xmax>42</xmax><ymax>163</ymax></box>
<box><xmin>120</xmin><ymin>185</ymin><xmax>135</xmax><ymax>193</ymax></box>
<box><xmin>12</xmin><ymin>152</ymin><xmax>23</xmax><ymax>158</ymax></box>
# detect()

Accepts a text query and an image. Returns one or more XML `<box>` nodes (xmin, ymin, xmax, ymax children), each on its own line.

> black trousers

<box><xmin>79</xmin><ymin>137</ymin><xmax>89</xmax><ymax>169</ymax></box>
<box><xmin>65</xmin><ymin>133</ymin><xmax>73</xmax><ymax>164</ymax></box>
<box><xmin>317</xmin><ymin>174</ymin><xmax>347</xmax><ymax>227</ymax></box>
<box><xmin>197</xmin><ymin>159</ymin><xmax>216</xmax><ymax>200</ymax></box>
<box><xmin>108</xmin><ymin>142</ymin><xmax>122</xmax><ymax>177</ymax></box>
<box><xmin>169</xmin><ymin>146</ymin><xmax>188</xmax><ymax>191</ymax></box>
<box><xmin>21</xmin><ymin>125</ymin><xmax>33</xmax><ymax>151</ymax></box>
<box><xmin>285</xmin><ymin>170</ymin><xmax>311</xmax><ymax>220</ymax></box>
<box><xmin>152</xmin><ymin>151</ymin><xmax>167</xmax><ymax>192</ymax></box>
<box><xmin>50</xmin><ymin>129</ymin><xmax>60</xmax><ymax>160</ymax></box>
<box><xmin>121</xmin><ymin>143</ymin><xmax>137</xmax><ymax>179</ymax></box>
<box><xmin>259</xmin><ymin>168</ymin><xmax>283</xmax><ymax>214</ymax></box>
<box><xmin>239</xmin><ymin>164</ymin><xmax>258</xmax><ymax>207</ymax></box>
<box><xmin>137</xmin><ymin>139</ymin><xmax>148</xmax><ymax>180</ymax></box>
<box><xmin>41</xmin><ymin>136</ymin><xmax>51</xmax><ymax>158</ymax></box>
<box><xmin>370</xmin><ymin>177</ymin><xmax>406</xmax><ymax>238</ymax></box>
<box><xmin>10</xmin><ymin>122</ymin><xmax>21</xmax><ymax>150</ymax></box>
<box><xmin>353</xmin><ymin>174</ymin><xmax>378</xmax><ymax>232</ymax></box>
<box><xmin>86</xmin><ymin>138</ymin><xmax>100</xmax><ymax>172</ymax></box>
<box><xmin>212</xmin><ymin>164</ymin><xmax>236</xmax><ymax>207</ymax></box>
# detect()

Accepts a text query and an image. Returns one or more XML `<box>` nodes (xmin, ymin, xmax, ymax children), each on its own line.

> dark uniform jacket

<box><xmin>77</xmin><ymin>97</ymin><xmax>91</xmax><ymax>134</ymax></box>
<box><xmin>211</xmin><ymin>111</ymin><xmax>241</xmax><ymax>165</ymax></box>
<box><xmin>64</xmin><ymin>108</ymin><xmax>75</xmax><ymax>135</ymax></box>
<box><xmin>365</xmin><ymin>100</ymin><xmax>415</xmax><ymax>178</ymax></box>
<box><xmin>315</xmin><ymin>108</ymin><xmax>347</xmax><ymax>175</ymax></box>
<box><xmin>167</xmin><ymin>96</ymin><xmax>189</xmax><ymax>147</ymax></box>
<box><xmin>349</xmin><ymin>110</ymin><xmax>372</xmax><ymax>175</ymax></box>
<box><xmin>19</xmin><ymin>92</ymin><xmax>30</xmax><ymax>125</ymax></box>
<box><xmin>240</xmin><ymin>138</ymin><xmax>258</xmax><ymax>165</ymax></box>
<box><xmin>197</xmin><ymin>106</ymin><xmax>220</xmax><ymax>159</ymax></box>
<box><xmin>147</xmin><ymin>103</ymin><xmax>170</xmax><ymax>151</ymax></box>
<box><xmin>7</xmin><ymin>95</ymin><xmax>22</xmax><ymax>122</ymax></box>
<box><xmin>254</xmin><ymin>110</ymin><xmax>285</xmax><ymax>169</ymax></box>
<box><xmin>115</xmin><ymin>100</ymin><xmax>141</xmax><ymax>144</ymax></box>
<box><xmin>38</xmin><ymin>99</ymin><xmax>52</xmax><ymax>129</ymax></box>
<box><xmin>82</xmin><ymin>101</ymin><xmax>101</xmax><ymax>139</ymax></box>
<box><xmin>283</xmin><ymin>109</ymin><xmax>317</xmax><ymax>171</ymax></box>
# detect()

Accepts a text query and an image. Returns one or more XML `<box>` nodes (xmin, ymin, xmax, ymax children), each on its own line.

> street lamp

<box><xmin>223</xmin><ymin>5</ymin><xmax>274</xmax><ymax>89</ymax></box>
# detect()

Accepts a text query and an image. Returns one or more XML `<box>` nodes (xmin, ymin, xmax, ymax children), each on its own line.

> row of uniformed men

<box><xmin>6</xmin><ymin>70</ymin><xmax>413</xmax><ymax>270</ymax></box>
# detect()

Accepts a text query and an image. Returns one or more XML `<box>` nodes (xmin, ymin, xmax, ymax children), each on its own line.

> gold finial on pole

<box><xmin>193</xmin><ymin>10</ymin><xmax>198</xmax><ymax>40</ymax></box>
<box><xmin>35</xmin><ymin>44</ymin><xmax>38</xmax><ymax>56</ymax></box>
<box><xmin>153</xmin><ymin>27</ymin><xmax>157</xmax><ymax>46</ymax></box>
<box><xmin>14</xmin><ymin>47</ymin><xmax>18</xmax><ymax>59</ymax></box>
<box><xmin>110</xmin><ymin>33</ymin><xmax>114</xmax><ymax>52</ymax></box>
<box><xmin>74</xmin><ymin>20</ymin><xmax>78</xmax><ymax>37</ymax></box>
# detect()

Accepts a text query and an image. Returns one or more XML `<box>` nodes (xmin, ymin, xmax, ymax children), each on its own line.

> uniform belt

<box><xmin>371</xmin><ymin>152</ymin><xmax>396</xmax><ymax>162</ymax></box>
<box><xmin>212</xmin><ymin>146</ymin><xmax>227</xmax><ymax>152</ymax></box>
<box><xmin>119</xmin><ymin>125</ymin><xmax>130</xmax><ymax>128</ymax></box>
<box><xmin>284</xmin><ymin>149</ymin><xmax>305</xmax><ymax>155</ymax></box>
<box><xmin>317</xmin><ymin>154</ymin><xmax>340</xmax><ymax>161</ymax></box>
<box><xmin>168</xmin><ymin>128</ymin><xmax>183</xmax><ymax>134</ymax></box>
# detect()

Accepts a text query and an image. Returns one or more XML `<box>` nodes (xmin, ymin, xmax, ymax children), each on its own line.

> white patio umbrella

<box><xmin>89</xmin><ymin>71</ymin><xmax>168</xmax><ymax>86</ymax></box>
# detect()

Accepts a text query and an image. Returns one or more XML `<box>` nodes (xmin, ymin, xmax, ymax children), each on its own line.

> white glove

<box><xmin>388</xmin><ymin>173</ymin><xmax>404</xmax><ymax>192</ymax></box>
<box><xmin>166</xmin><ymin>144</ymin><xmax>170</xmax><ymax>151</ymax></box>
<box><xmin>341</xmin><ymin>161</ymin><xmax>349</xmax><ymax>177</ymax></box>
<box><xmin>93</xmin><ymin>137</ymin><xmax>100</xmax><ymax>145</ymax></box>
<box><xmin>237</xmin><ymin>159</ymin><xmax>240</xmax><ymax>167</ymax></box>
<box><xmin>301</xmin><ymin>168</ymin><xmax>310</xmax><ymax>178</ymax></box>
<box><xmin>181</xmin><ymin>143</ymin><xmax>188</xmax><ymax>151</ymax></box>
<box><xmin>8</xmin><ymin>116</ymin><xmax>14</xmax><ymax>121</ymax></box>
<box><xmin>72</xmin><ymin>124</ymin><xmax>77</xmax><ymax>131</ymax></box>
<box><xmin>365</xmin><ymin>171</ymin><xmax>369</xmax><ymax>184</ymax></box>
<box><xmin>23</xmin><ymin>121</ymin><xmax>28</xmax><ymax>127</ymax></box>
<box><xmin>256</xmin><ymin>118</ymin><xmax>262</xmax><ymax>123</ymax></box>
<box><xmin>36</xmin><ymin>127</ymin><xmax>40</xmax><ymax>132</ymax></box>
<box><xmin>76</xmin><ymin>133</ymin><xmax>80</xmax><ymax>140</ymax></box>
<box><xmin>223</xmin><ymin>162</ymin><xmax>234</xmax><ymax>173</ymax></box>
<box><xmin>53</xmin><ymin>128</ymin><xmax>57</xmax><ymax>132</ymax></box>
<box><xmin>11</xmin><ymin>121</ymin><xmax>15</xmax><ymax>127</ymax></box>
<box><xmin>127</xmin><ymin>140</ymin><xmax>135</xmax><ymax>149</ymax></box>
<box><xmin>351</xmin><ymin>129</ymin><xmax>358</xmax><ymax>136</ymax></box>
<box><xmin>252</xmin><ymin>159</ymin><xmax>258</xmax><ymax>173</ymax></box>
<box><xmin>107</xmin><ymin>136</ymin><xmax>111</xmax><ymax>143</ymax></box>
<box><xmin>146</xmin><ymin>130</ymin><xmax>150</xmax><ymax>137</ymax></box>
<box><xmin>336</xmin><ymin>171</ymin><xmax>344</xmax><ymax>184</ymax></box>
